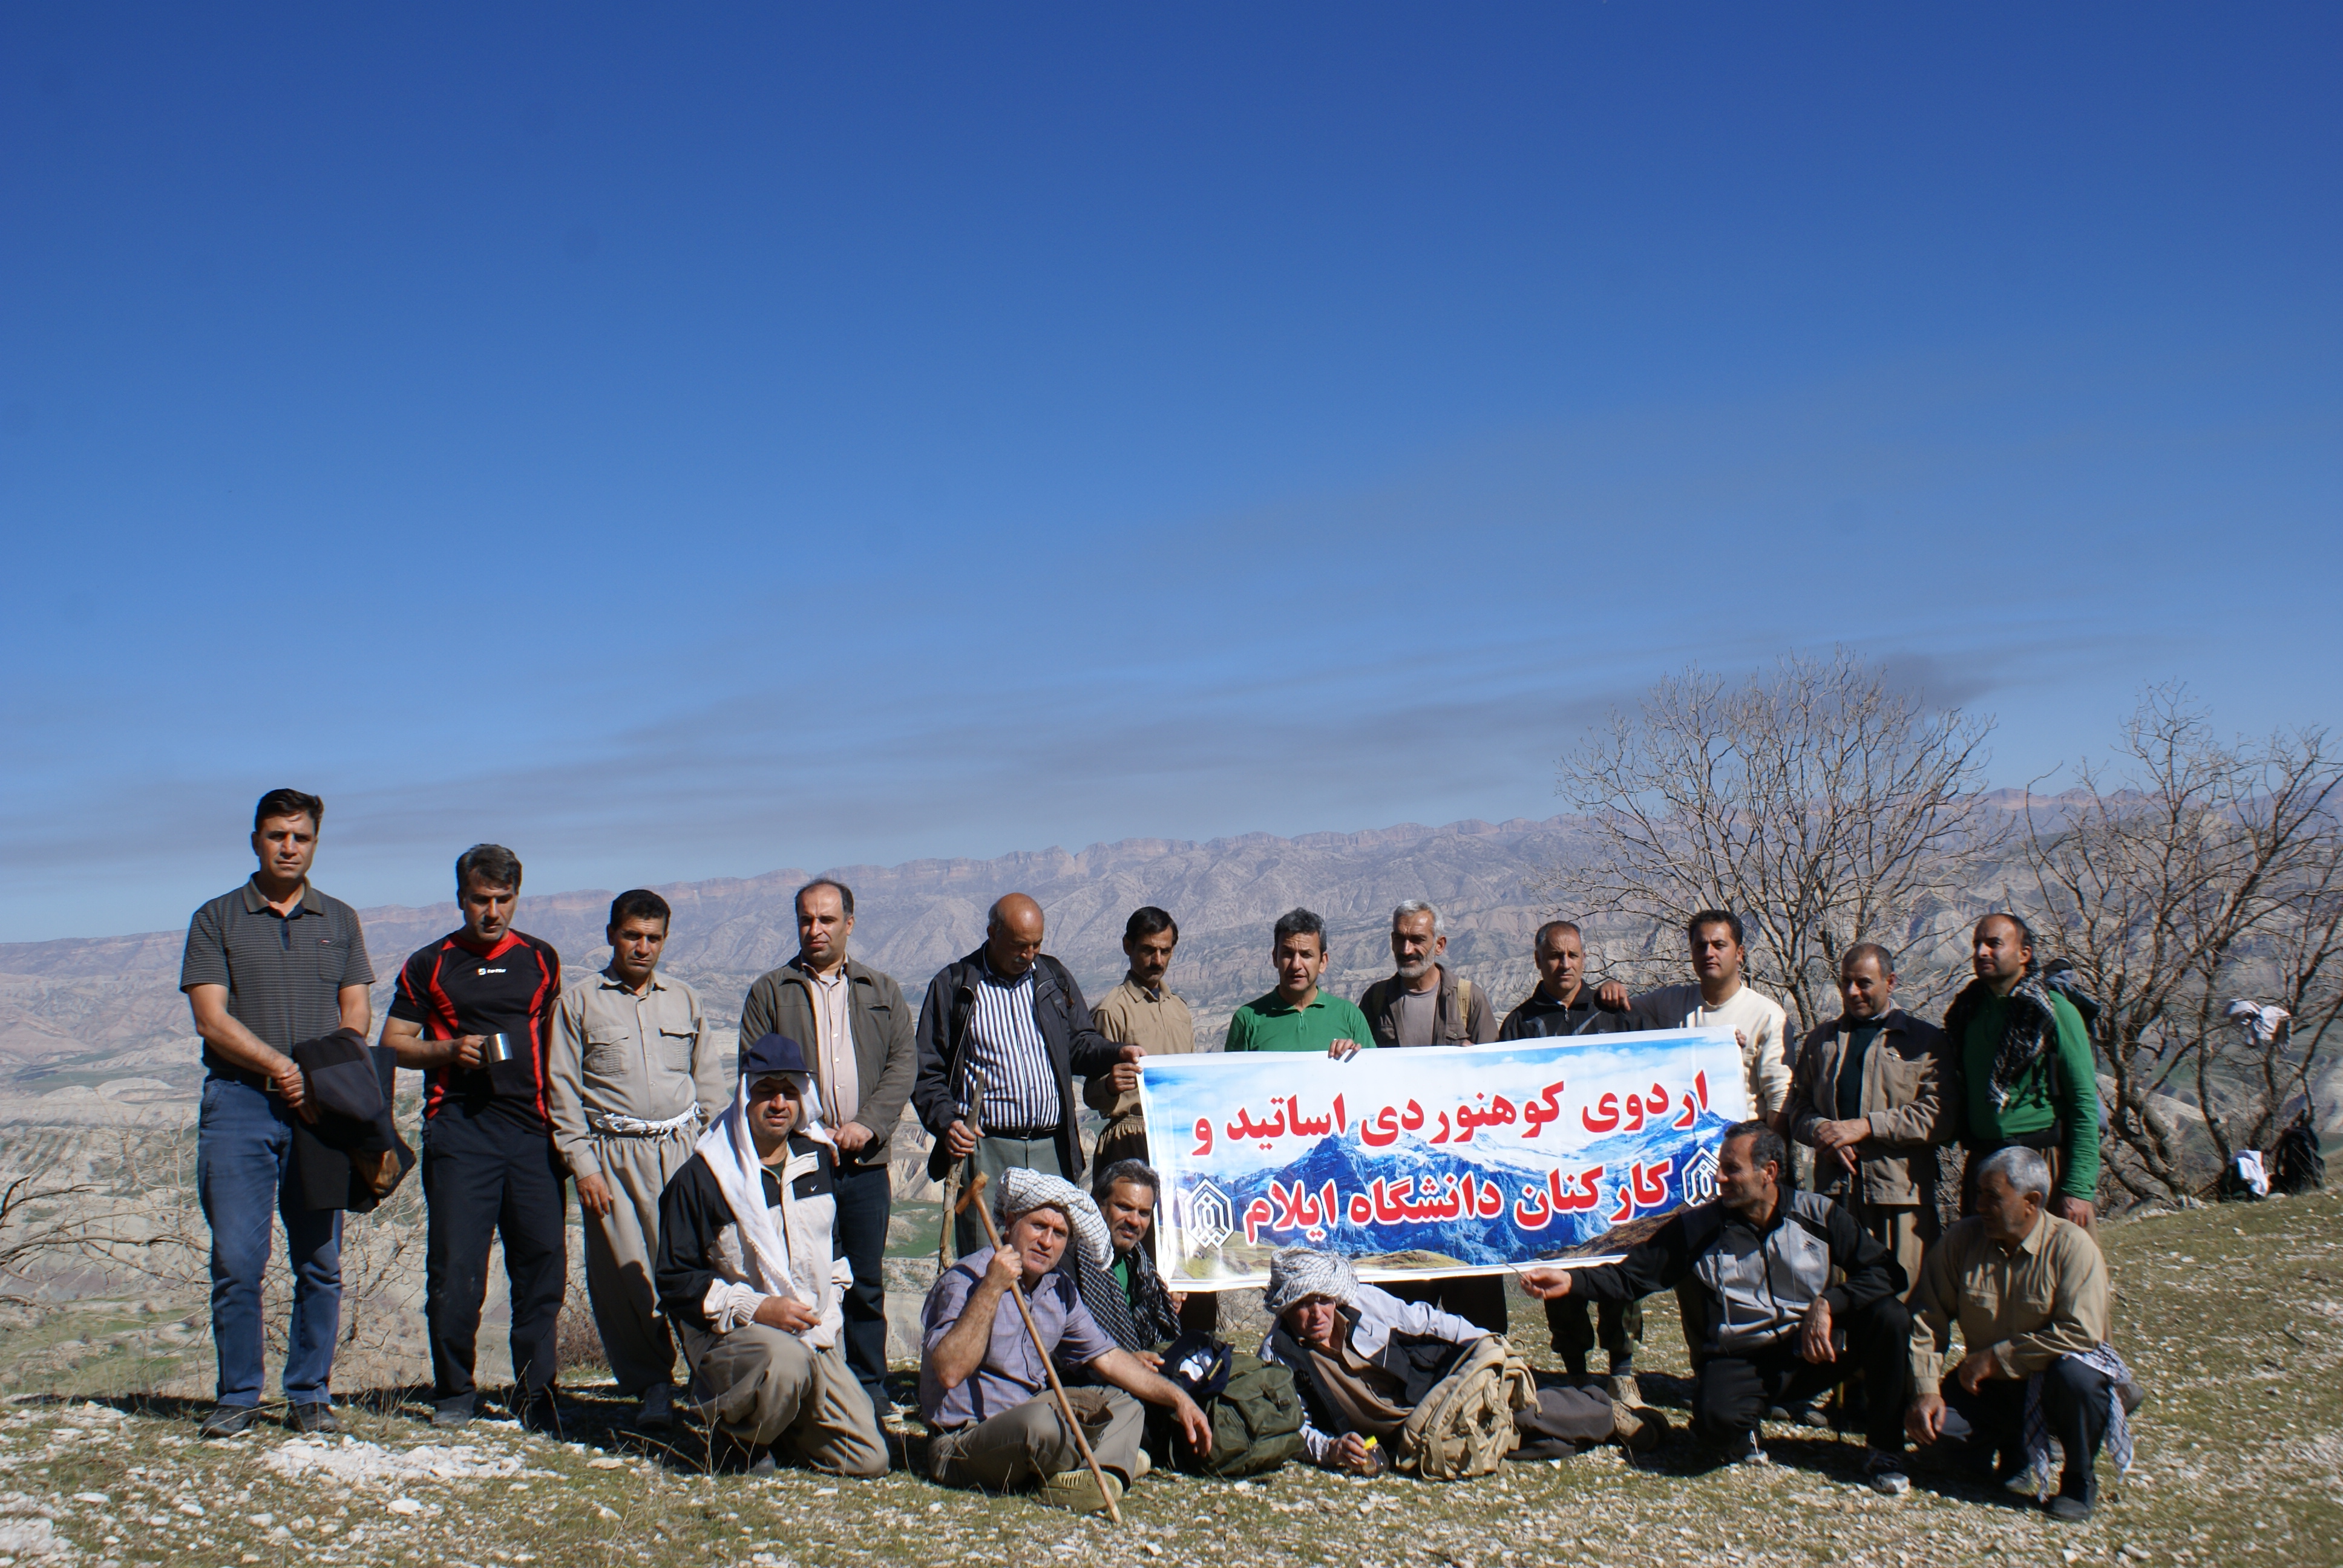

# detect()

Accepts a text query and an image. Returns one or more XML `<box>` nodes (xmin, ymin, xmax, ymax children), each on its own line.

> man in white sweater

<box><xmin>1599</xmin><ymin>909</ymin><xmax>1792</xmax><ymax>1128</ymax></box>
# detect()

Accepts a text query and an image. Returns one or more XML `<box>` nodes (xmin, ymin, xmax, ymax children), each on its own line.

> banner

<box><xmin>1138</xmin><ymin>1028</ymin><xmax>1750</xmax><ymax>1291</ymax></box>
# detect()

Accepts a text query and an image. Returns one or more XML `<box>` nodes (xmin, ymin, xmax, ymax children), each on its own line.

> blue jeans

<box><xmin>197</xmin><ymin>1076</ymin><xmax>342</xmax><ymax>1406</ymax></box>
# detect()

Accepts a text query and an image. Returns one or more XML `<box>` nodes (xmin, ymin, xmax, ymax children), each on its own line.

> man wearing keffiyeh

<box><xmin>1073</xmin><ymin>1161</ymin><xmax>1183</xmax><ymax>1364</ymax></box>
<box><xmin>652</xmin><ymin>1034</ymin><xmax>887</xmax><ymax>1477</ymax></box>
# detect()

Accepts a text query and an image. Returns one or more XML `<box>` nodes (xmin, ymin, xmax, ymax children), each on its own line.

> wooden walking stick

<box><xmin>952</xmin><ymin>1171</ymin><xmax>1124</xmax><ymax>1525</ymax></box>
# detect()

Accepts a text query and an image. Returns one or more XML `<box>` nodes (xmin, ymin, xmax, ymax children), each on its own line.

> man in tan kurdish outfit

<box><xmin>1084</xmin><ymin>906</ymin><xmax>1200</xmax><ymax>1173</ymax></box>
<box><xmin>549</xmin><ymin>889</ymin><xmax>728</xmax><ymax>1430</ymax></box>
<box><xmin>1786</xmin><ymin>942</ymin><xmax>1955</xmax><ymax>1289</ymax></box>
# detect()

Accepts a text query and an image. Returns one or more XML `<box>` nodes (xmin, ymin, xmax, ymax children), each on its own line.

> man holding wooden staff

<box><xmin>917</xmin><ymin>1168</ymin><xmax>1210</xmax><ymax>1514</ymax></box>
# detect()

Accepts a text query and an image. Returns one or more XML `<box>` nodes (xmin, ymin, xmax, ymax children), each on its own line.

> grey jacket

<box><xmin>736</xmin><ymin>957</ymin><xmax>917</xmax><ymax>1170</ymax></box>
<box><xmin>1786</xmin><ymin>1008</ymin><xmax>1956</xmax><ymax>1208</ymax></box>
<box><xmin>1358</xmin><ymin>963</ymin><xmax>1498</xmax><ymax>1048</ymax></box>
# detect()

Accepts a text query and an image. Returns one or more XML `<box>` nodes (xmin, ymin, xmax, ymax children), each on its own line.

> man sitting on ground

<box><xmin>919</xmin><ymin>1168</ymin><xmax>1211</xmax><ymax>1514</ymax></box>
<box><xmin>1259</xmin><ymin>1248</ymin><xmax>1661</xmax><ymax>1477</ymax></box>
<box><xmin>653</xmin><ymin>1034</ymin><xmax>888</xmax><ymax>1478</ymax></box>
<box><xmin>1904</xmin><ymin>1146</ymin><xmax>2131</xmax><ymax>1523</ymax></box>
<box><xmin>1075</xmin><ymin>1160</ymin><xmax>1184</xmax><ymax>1364</ymax></box>
<box><xmin>1522</xmin><ymin>1122</ymin><xmax>1913</xmax><ymax>1492</ymax></box>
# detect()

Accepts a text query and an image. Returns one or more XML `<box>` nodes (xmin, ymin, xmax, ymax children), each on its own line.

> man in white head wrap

<box><xmin>652</xmin><ymin>1034</ymin><xmax>886</xmax><ymax>1477</ymax></box>
<box><xmin>918</xmin><ymin>1166</ymin><xmax>1212</xmax><ymax>1514</ymax></box>
<box><xmin>1262</xmin><ymin>1247</ymin><xmax>1660</xmax><ymax>1476</ymax></box>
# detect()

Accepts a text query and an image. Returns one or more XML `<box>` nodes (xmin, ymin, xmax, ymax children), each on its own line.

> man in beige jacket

<box><xmin>548</xmin><ymin>890</ymin><xmax>728</xmax><ymax>1431</ymax></box>
<box><xmin>1084</xmin><ymin>906</ymin><xmax>1200</xmax><ymax>1173</ymax></box>
<box><xmin>1786</xmin><ymin>943</ymin><xmax>1955</xmax><ymax>1288</ymax></box>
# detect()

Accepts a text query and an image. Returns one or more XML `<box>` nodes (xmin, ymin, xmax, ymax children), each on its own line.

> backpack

<box><xmin>2274</xmin><ymin>1112</ymin><xmax>2327</xmax><ymax>1194</ymax></box>
<box><xmin>1395</xmin><ymin>1336</ymin><xmax>1535</xmax><ymax>1481</ymax></box>
<box><xmin>1162</xmin><ymin>1334</ymin><xmax>1306</xmax><ymax>1478</ymax></box>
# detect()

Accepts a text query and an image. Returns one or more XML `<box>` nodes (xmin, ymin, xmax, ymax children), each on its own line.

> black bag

<box><xmin>2274</xmin><ymin>1112</ymin><xmax>2326</xmax><ymax>1194</ymax></box>
<box><xmin>1161</xmin><ymin>1332</ymin><xmax>1306</xmax><ymax>1478</ymax></box>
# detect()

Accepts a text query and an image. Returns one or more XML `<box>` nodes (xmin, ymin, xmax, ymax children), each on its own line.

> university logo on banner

<box><xmin>1137</xmin><ymin>1027</ymin><xmax>1749</xmax><ymax>1290</ymax></box>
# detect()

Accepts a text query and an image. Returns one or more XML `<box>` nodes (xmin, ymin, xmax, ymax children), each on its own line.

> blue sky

<box><xmin>4</xmin><ymin>5</ymin><xmax>2337</xmax><ymax>941</ymax></box>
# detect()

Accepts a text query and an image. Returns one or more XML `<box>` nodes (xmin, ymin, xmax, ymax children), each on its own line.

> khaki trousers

<box><xmin>1844</xmin><ymin>1200</ymin><xmax>1936</xmax><ymax>1292</ymax></box>
<box><xmin>582</xmin><ymin>1128</ymin><xmax>701</xmax><ymax>1394</ymax></box>
<box><xmin>927</xmin><ymin>1387</ymin><xmax>1144</xmax><ymax>1491</ymax></box>
<box><xmin>678</xmin><ymin>1322</ymin><xmax>888</xmax><ymax>1478</ymax></box>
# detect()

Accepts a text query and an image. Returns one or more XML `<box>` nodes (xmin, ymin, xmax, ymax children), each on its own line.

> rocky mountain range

<box><xmin>0</xmin><ymin>815</ymin><xmax>1595</xmax><ymax>1123</ymax></box>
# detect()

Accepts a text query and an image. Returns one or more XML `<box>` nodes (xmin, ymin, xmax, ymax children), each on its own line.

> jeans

<box><xmin>831</xmin><ymin>1160</ymin><xmax>892</xmax><ymax>1413</ymax></box>
<box><xmin>197</xmin><ymin>1076</ymin><xmax>342</xmax><ymax>1407</ymax></box>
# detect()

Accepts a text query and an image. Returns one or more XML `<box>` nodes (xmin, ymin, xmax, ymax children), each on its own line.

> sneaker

<box><xmin>287</xmin><ymin>1402</ymin><xmax>341</xmax><ymax>1436</ymax></box>
<box><xmin>635</xmin><ymin>1383</ymin><xmax>675</xmax><ymax>1433</ymax></box>
<box><xmin>1035</xmin><ymin>1467</ymin><xmax>1125</xmax><ymax>1516</ymax></box>
<box><xmin>432</xmin><ymin>1398</ymin><xmax>475</xmax><ymax>1431</ymax></box>
<box><xmin>746</xmin><ymin>1448</ymin><xmax>778</xmax><ymax>1478</ymax></box>
<box><xmin>1710</xmin><ymin>1429</ymin><xmax>1769</xmax><ymax>1466</ymax></box>
<box><xmin>1862</xmin><ymin>1448</ymin><xmax>1910</xmax><ymax>1496</ymax></box>
<box><xmin>1129</xmin><ymin>1447</ymin><xmax>1153</xmax><ymax>1481</ymax></box>
<box><xmin>198</xmin><ymin>1403</ymin><xmax>263</xmax><ymax>1439</ymax></box>
<box><xmin>1612</xmin><ymin>1403</ymin><xmax>1670</xmax><ymax>1455</ymax></box>
<box><xmin>2118</xmin><ymin>1377</ymin><xmax>2149</xmax><ymax>1416</ymax></box>
<box><xmin>2045</xmin><ymin>1494</ymin><xmax>2093</xmax><ymax>1523</ymax></box>
<box><xmin>1603</xmin><ymin>1373</ymin><xmax>1643</xmax><ymax>1408</ymax></box>
<box><xmin>1768</xmin><ymin>1399</ymin><xmax>1830</xmax><ymax>1428</ymax></box>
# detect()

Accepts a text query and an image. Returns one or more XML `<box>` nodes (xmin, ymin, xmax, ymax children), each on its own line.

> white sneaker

<box><xmin>1863</xmin><ymin>1448</ymin><xmax>1910</xmax><ymax>1495</ymax></box>
<box><xmin>637</xmin><ymin>1383</ymin><xmax>675</xmax><ymax>1431</ymax></box>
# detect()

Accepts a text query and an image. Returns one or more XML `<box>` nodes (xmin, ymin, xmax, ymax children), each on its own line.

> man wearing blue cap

<box><xmin>653</xmin><ymin>1034</ymin><xmax>888</xmax><ymax>1477</ymax></box>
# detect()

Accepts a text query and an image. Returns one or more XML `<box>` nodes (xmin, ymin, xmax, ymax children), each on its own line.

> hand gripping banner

<box><xmin>1137</xmin><ymin>1027</ymin><xmax>1751</xmax><ymax>1291</ymax></box>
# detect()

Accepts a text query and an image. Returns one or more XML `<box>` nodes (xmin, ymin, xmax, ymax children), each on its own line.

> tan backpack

<box><xmin>1395</xmin><ymin>1336</ymin><xmax>1536</xmax><ymax>1480</ymax></box>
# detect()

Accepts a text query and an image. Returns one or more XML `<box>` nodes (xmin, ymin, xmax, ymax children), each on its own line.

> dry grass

<box><xmin>0</xmin><ymin>1190</ymin><xmax>2335</xmax><ymax>1568</ymax></box>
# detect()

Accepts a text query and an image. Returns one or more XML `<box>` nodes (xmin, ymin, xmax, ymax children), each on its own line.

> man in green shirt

<box><xmin>1942</xmin><ymin>914</ymin><xmax>2100</xmax><ymax>1232</ymax></box>
<box><xmin>1224</xmin><ymin>909</ymin><xmax>1374</xmax><ymax>1057</ymax></box>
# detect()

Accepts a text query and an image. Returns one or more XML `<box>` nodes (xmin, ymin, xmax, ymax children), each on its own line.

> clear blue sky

<box><xmin>4</xmin><ymin>5</ymin><xmax>2337</xmax><ymax>941</ymax></box>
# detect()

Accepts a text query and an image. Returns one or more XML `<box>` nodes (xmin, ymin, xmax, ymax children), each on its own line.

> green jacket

<box><xmin>1949</xmin><ymin>982</ymin><xmax>2100</xmax><ymax>1200</ymax></box>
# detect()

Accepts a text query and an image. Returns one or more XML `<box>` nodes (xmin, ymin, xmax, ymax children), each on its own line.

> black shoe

<box><xmin>287</xmin><ymin>1402</ymin><xmax>341</xmax><ymax>1435</ymax></box>
<box><xmin>432</xmin><ymin>1398</ymin><xmax>475</xmax><ymax>1431</ymax></box>
<box><xmin>2045</xmin><ymin>1494</ymin><xmax>2093</xmax><ymax>1523</ymax></box>
<box><xmin>516</xmin><ymin>1389</ymin><xmax>563</xmax><ymax>1437</ymax></box>
<box><xmin>198</xmin><ymin>1403</ymin><xmax>264</xmax><ymax>1439</ymax></box>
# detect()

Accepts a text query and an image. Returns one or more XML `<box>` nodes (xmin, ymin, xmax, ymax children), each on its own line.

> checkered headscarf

<box><xmin>994</xmin><ymin>1167</ymin><xmax>1110</xmax><ymax>1269</ymax></box>
<box><xmin>1262</xmin><ymin>1247</ymin><xmax>1360</xmax><ymax>1317</ymax></box>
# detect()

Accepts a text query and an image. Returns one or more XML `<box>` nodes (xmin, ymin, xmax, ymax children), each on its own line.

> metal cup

<box><xmin>483</xmin><ymin>1031</ymin><xmax>515</xmax><ymax>1065</ymax></box>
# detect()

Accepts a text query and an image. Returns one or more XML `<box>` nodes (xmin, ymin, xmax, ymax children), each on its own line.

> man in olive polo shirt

<box><xmin>1224</xmin><ymin>909</ymin><xmax>1374</xmax><ymax>1057</ymax></box>
<box><xmin>180</xmin><ymin>788</ymin><xmax>376</xmax><ymax>1438</ymax></box>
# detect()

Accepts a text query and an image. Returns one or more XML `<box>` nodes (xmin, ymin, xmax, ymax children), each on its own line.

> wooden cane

<box><xmin>952</xmin><ymin>1172</ymin><xmax>1124</xmax><ymax>1525</ymax></box>
<box><xmin>936</xmin><ymin>1103</ymin><xmax>982</xmax><ymax>1269</ymax></box>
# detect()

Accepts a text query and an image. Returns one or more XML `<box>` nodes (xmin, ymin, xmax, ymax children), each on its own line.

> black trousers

<box><xmin>1380</xmin><ymin>1275</ymin><xmax>1509</xmax><ymax>1334</ymax></box>
<box><xmin>1922</xmin><ymin>1359</ymin><xmax>2111</xmax><ymax>1505</ymax></box>
<box><xmin>831</xmin><ymin>1160</ymin><xmax>891</xmax><ymax>1412</ymax></box>
<box><xmin>1546</xmin><ymin>1295</ymin><xmax>1643</xmax><ymax>1372</ymax></box>
<box><xmin>1691</xmin><ymin>1295</ymin><xmax>1911</xmax><ymax>1452</ymax></box>
<box><xmin>422</xmin><ymin>1106</ymin><xmax>568</xmax><ymax>1410</ymax></box>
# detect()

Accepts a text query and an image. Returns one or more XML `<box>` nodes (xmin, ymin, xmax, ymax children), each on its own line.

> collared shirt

<box><xmin>547</xmin><ymin>966</ymin><xmax>723</xmax><ymax>1180</ymax></box>
<box><xmin>180</xmin><ymin>878</ymin><xmax>373</xmax><ymax>1071</ymax></box>
<box><xmin>797</xmin><ymin>958</ymin><xmax>861</xmax><ymax>1128</ymax></box>
<box><xmin>1224</xmin><ymin>989</ymin><xmax>1378</xmax><ymax>1053</ymax></box>
<box><xmin>918</xmin><ymin>1248</ymin><xmax>1116</xmax><ymax>1427</ymax></box>
<box><xmin>959</xmin><ymin>961</ymin><xmax>1058</xmax><ymax>1132</ymax></box>
<box><xmin>1907</xmin><ymin>1210</ymin><xmax>2109</xmax><ymax>1388</ymax></box>
<box><xmin>1084</xmin><ymin>975</ymin><xmax>1201</xmax><ymax>1120</ymax></box>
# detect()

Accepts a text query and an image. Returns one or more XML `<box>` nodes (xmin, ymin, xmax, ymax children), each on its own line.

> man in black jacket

<box><xmin>1522</xmin><ymin>1121</ymin><xmax>1915</xmax><ymax>1492</ymax></box>
<box><xmin>911</xmin><ymin>893</ymin><xmax>1139</xmax><ymax>1256</ymax></box>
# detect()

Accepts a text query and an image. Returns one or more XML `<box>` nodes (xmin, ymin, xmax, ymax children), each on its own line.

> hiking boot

<box><xmin>287</xmin><ymin>1402</ymin><xmax>341</xmax><ymax>1435</ymax></box>
<box><xmin>746</xmin><ymin>1448</ymin><xmax>778</xmax><ymax>1478</ymax></box>
<box><xmin>1612</xmin><ymin>1403</ymin><xmax>1670</xmax><ymax>1455</ymax></box>
<box><xmin>432</xmin><ymin>1397</ymin><xmax>475</xmax><ymax>1431</ymax></box>
<box><xmin>1602</xmin><ymin>1372</ymin><xmax>1642</xmax><ymax>1408</ymax></box>
<box><xmin>1709</xmin><ymin>1429</ymin><xmax>1768</xmax><ymax>1466</ymax></box>
<box><xmin>516</xmin><ymin>1388</ymin><xmax>563</xmax><ymax>1437</ymax></box>
<box><xmin>1862</xmin><ymin>1448</ymin><xmax>1910</xmax><ymax>1496</ymax></box>
<box><xmin>2045</xmin><ymin>1494</ymin><xmax>2093</xmax><ymax>1523</ymax></box>
<box><xmin>2118</xmin><ymin>1377</ymin><xmax>2149</xmax><ymax>1416</ymax></box>
<box><xmin>198</xmin><ymin>1403</ymin><xmax>263</xmax><ymax>1439</ymax></box>
<box><xmin>1129</xmin><ymin>1446</ymin><xmax>1153</xmax><ymax>1481</ymax></box>
<box><xmin>1036</xmin><ymin>1467</ymin><xmax>1124</xmax><ymax>1516</ymax></box>
<box><xmin>635</xmin><ymin>1383</ymin><xmax>676</xmax><ymax>1432</ymax></box>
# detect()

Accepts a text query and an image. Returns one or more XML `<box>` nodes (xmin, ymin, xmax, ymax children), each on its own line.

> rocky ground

<box><xmin>0</xmin><ymin>1190</ymin><xmax>2334</xmax><ymax>1568</ymax></box>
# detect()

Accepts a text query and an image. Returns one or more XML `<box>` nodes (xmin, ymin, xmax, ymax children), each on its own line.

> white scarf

<box><xmin>692</xmin><ymin>1072</ymin><xmax>833</xmax><ymax>1304</ymax></box>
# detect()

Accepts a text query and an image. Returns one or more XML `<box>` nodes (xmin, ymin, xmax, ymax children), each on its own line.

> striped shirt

<box><xmin>958</xmin><ymin>962</ymin><xmax>1059</xmax><ymax>1132</ymax></box>
<box><xmin>179</xmin><ymin>879</ymin><xmax>373</xmax><ymax>1074</ymax></box>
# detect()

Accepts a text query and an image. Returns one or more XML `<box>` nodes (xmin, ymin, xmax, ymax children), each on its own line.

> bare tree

<box><xmin>2023</xmin><ymin>688</ymin><xmax>2342</xmax><ymax>1202</ymax></box>
<box><xmin>1554</xmin><ymin>650</ymin><xmax>2002</xmax><ymax>1031</ymax></box>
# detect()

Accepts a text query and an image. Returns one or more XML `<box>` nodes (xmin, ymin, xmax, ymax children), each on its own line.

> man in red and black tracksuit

<box><xmin>383</xmin><ymin>843</ymin><xmax>568</xmax><ymax>1430</ymax></box>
